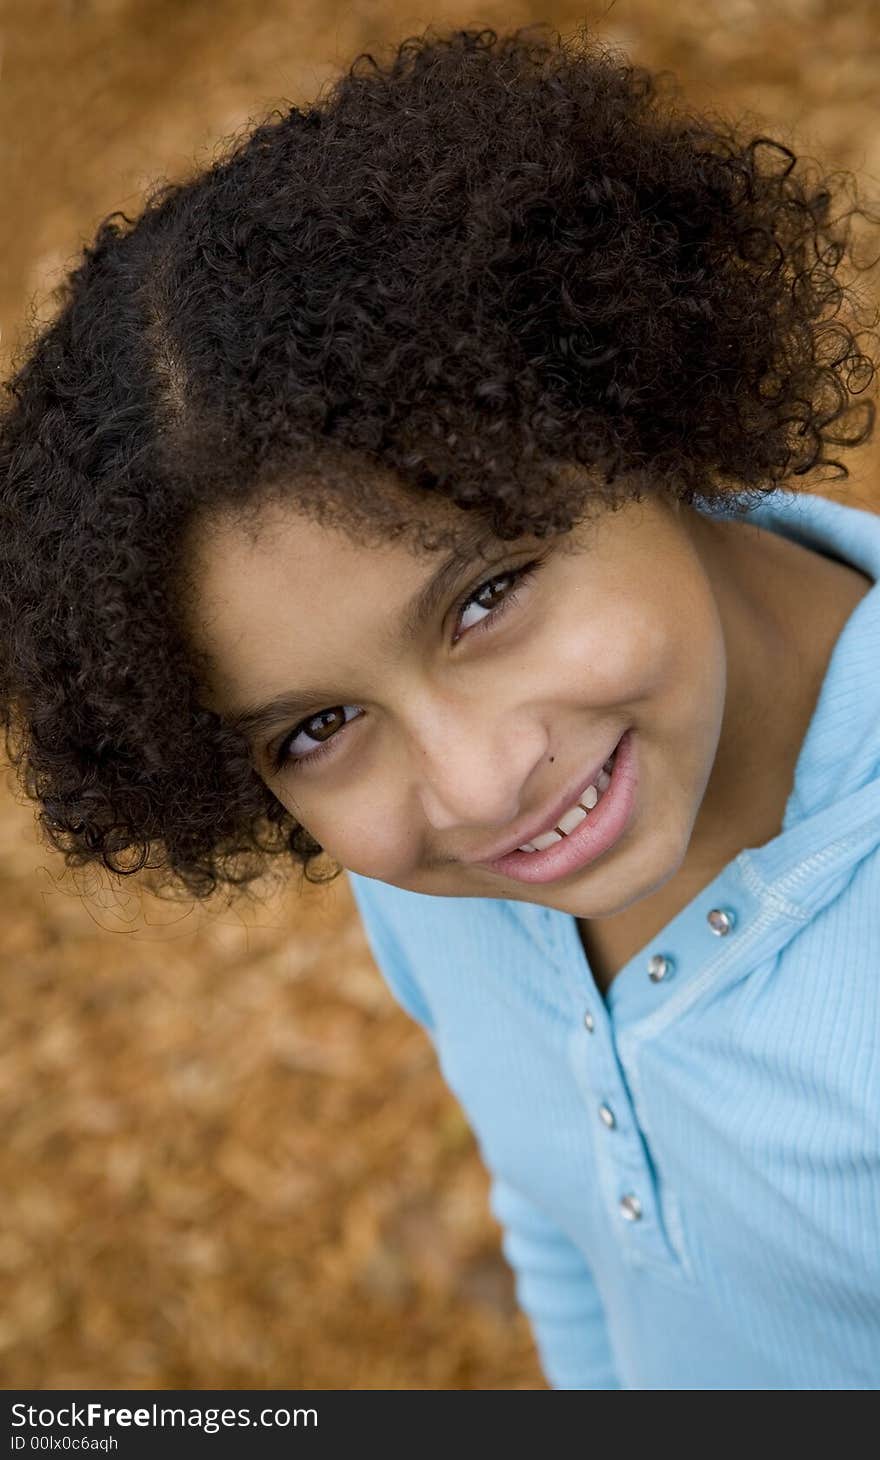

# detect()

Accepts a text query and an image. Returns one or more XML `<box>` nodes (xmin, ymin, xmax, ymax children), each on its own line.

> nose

<box><xmin>414</xmin><ymin>713</ymin><xmax>550</xmax><ymax>839</ymax></box>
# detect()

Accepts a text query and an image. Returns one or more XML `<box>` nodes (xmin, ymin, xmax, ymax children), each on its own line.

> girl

<box><xmin>2</xmin><ymin>25</ymin><xmax>880</xmax><ymax>1390</ymax></box>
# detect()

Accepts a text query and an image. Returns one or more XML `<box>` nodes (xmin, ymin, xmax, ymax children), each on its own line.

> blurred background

<box><xmin>1</xmin><ymin>0</ymin><xmax>879</xmax><ymax>1391</ymax></box>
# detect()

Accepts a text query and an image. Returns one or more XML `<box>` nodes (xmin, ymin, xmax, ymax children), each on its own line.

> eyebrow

<box><xmin>227</xmin><ymin>532</ymin><xmax>495</xmax><ymax>747</ymax></box>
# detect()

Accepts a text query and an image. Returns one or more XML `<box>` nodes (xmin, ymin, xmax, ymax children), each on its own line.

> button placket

<box><xmin>566</xmin><ymin>990</ymin><xmax>665</xmax><ymax>1263</ymax></box>
<box><xmin>644</xmin><ymin>908</ymin><xmax>737</xmax><ymax>991</ymax></box>
<box><xmin>570</xmin><ymin>903</ymin><xmax>743</xmax><ymax>1272</ymax></box>
<box><xmin>560</xmin><ymin>892</ymin><xmax>745</xmax><ymax>1271</ymax></box>
<box><xmin>544</xmin><ymin>911</ymin><xmax>655</xmax><ymax>1251</ymax></box>
<box><xmin>612</xmin><ymin>897</ymin><xmax>745</xmax><ymax>1277</ymax></box>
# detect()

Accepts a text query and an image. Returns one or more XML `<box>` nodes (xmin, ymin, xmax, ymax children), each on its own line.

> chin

<box><xmin>567</xmin><ymin>818</ymin><xmax>688</xmax><ymax>920</ymax></box>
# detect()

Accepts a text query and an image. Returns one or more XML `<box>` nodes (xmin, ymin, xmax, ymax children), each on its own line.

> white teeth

<box><xmin>518</xmin><ymin>787</ymin><xmax>595</xmax><ymax>851</ymax></box>
<box><xmin>516</xmin><ymin>748</ymin><xmax>618</xmax><ymax>853</ymax></box>
<box><xmin>527</xmin><ymin>828</ymin><xmax>565</xmax><ymax>851</ymax></box>
<box><xmin>557</xmin><ymin>802</ymin><xmax>589</xmax><ymax>835</ymax></box>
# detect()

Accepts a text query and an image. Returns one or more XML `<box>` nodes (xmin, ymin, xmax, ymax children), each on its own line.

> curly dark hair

<box><xmin>2</xmin><ymin>22</ymin><xmax>879</xmax><ymax>905</ymax></box>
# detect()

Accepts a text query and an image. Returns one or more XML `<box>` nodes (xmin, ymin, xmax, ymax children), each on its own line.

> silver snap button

<box><xmin>583</xmin><ymin>1009</ymin><xmax>595</xmax><ymax>1033</ymax></box>
<box><xmin>707</xmin><ymin>907</ymin><xmax>736</xmax><ymax>936</ymax></box>
<box><xmin>647</xmin><ymin>953</ymin><xmax>674</xmax><ymax>983</ymax></box>
<box><xmin>598</xmin><ymin>1103</ymin><xmax>616</xmax><ymax>1130</ymax></box>
<box><xmin>619</xmin><ymin>1193</ymin><xmax>642</xmax><ymax>1222</ymax></box>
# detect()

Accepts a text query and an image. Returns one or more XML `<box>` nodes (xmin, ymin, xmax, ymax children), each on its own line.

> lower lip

<box><xmin>479</xmin><ymin>728</ymin><xmax>638</xmax><ymax>885</ymax></box>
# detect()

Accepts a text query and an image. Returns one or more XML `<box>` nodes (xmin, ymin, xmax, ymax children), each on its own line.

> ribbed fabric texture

<box><xmin>348</xmin><ymin>486</ymin><xmax>880</xmax><ymax>1391</ymax></box>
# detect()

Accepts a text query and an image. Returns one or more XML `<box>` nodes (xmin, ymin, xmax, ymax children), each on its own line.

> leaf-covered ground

<box><xmin>1</xmin><ymin>0</ymin><xmax>878</xmax><ymax>1389</ymax></box>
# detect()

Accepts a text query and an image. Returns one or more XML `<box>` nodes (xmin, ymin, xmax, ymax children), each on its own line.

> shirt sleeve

<box><xmin>347</xmin><ymin>872</ymin><xmax>436</xmax><ymax>1035</ymax></box>
<box><xmin>488</xmin><ymin>1175</ymin><xmax>622</xmax><ymax>1390</ymax></box>
<box><xmin>347</xmin><ymin>872</ymin><xmax>622</xmax><ymax>1391</ymax></box>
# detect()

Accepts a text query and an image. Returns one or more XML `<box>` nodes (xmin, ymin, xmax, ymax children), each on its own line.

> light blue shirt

<box><xmin>348</xmin><ymin>486</ymin><xmax>880</xmax><ymax>1390</ymax></box>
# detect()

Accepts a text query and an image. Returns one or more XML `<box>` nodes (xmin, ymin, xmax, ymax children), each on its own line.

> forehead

<box><xmin>189</xmin><ymin>492</ymin><xmax>494</xmax><ymax>624</ymax></box>
<box><xmin>180</xmin><ymin>490</ymin><xmax>507</xmax><ymax>707</ymax></box>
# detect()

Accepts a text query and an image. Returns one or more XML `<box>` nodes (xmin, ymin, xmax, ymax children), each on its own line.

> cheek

<box><xmin>531</xmin><ymin>592</ymin><xmax>685</xmax><ymax>709</ymax></box>
<box><xmin>621</xmin><ymin>580</ymin><xmax>728</xmax><ymax>815</ymax></box>
<box><xmin>542</xmin><ymin>583</ymin><xmax>727</xmax><ymax>775</ymax></box>
<box><xmin>299</xmin><ymin>796</ymin><xmax>413</xmax><ymax>884</ymax></box>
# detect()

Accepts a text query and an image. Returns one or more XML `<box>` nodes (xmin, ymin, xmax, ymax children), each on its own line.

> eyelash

<box><xmin>270</xmin><ymin>555</ymin><xmax>547</xmax><ymax>774</ymax></box>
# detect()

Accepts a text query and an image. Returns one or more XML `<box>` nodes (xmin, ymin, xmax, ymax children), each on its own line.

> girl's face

<box><xmin>186</xmin><ymin>484</ymin><xmax>797</xmax><ymax>918</ymax></box>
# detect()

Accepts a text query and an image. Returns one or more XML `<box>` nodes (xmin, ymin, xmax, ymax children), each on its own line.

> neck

<box><xmin>683</xmin><ymin>507</ymin><xmax>835</xmax><ymax>864</ymax></box>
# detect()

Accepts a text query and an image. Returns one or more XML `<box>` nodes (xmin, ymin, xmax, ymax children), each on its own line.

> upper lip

<box><xmin>466</xmin><ymin>733</ymin><xmax>623</xmax><ymax>865</ymax></box>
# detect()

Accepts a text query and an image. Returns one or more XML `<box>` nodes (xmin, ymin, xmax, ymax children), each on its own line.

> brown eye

<box><xmin>452</xmin><ymin>559</ymin><xmax>543</xmax><ymax>641</ymax></box>
<box><xmin>272</xmin><ymin>705</ymin><xmax>361</xmax><ymax>772</ymax></box>
<box><xmin>305</xmin><ymin>708</ymin><xmax>345</xmax><ymax>741</ymax></box>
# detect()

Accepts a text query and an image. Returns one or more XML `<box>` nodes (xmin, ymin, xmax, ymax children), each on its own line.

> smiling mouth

<box><xmin>513</xmin><ymin>747</ymin><xmax>618</xmax><ymax>852</ymax></box>
<box><xmin>462</xmin><ymin>731</ymin><xmax>627</xmax><ymax>865</ymax></box>
<box><xmin>475</xmin><ymin>726</ymin><xmax>638</xmax><ymax>884</ymax></box>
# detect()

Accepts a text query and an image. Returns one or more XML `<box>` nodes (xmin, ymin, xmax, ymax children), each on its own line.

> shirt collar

<box><xmin>695</xmin><ymin>486</ymin><xmax>880</xmax><ymax>827</ymax></box>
